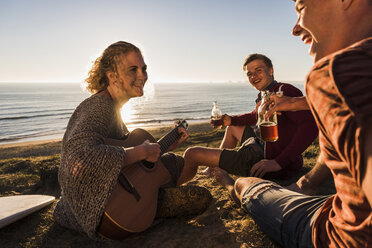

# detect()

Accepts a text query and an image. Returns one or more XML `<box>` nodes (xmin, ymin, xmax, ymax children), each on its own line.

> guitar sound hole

<box><xmin>141</xmin><ymin>160</ymin><xmax>155</xmax><ymax>169</ymax></box>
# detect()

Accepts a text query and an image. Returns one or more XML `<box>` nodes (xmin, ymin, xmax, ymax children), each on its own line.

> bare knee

<box><xmin>225</xmin><ymin>125</ymin><xmax>233</xmax><ymax>133</ymax></box>
<box><xmin>234</xmin><ymin>177</ymin><xmax>263</xmax><ymax>200</ymax></box>
<box><xmin>184</xmin><ymin>146</ymin><xmax>204</xmax><ymax>159</ymax></box>
<box><xmin>184</xmin><ymin>146</ymin><xmax>222</xmax><ymax>168</ymax></box>
<box><xmin>183</xmin><ymin>146</ymin><xmax>208</xmax><ymax>166</ymax></box>
<box><xmin>225</xmin><ymin>126</ymin><xmax>238</xmax><ymax>138</ymax></box>
<box><xmin>221</xmin><ymin>126</ymin><xmax>245</xmax><ymax>149</ymax></box>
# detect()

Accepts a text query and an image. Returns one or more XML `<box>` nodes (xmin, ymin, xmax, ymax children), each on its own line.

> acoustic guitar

<box><xmin>97</xmin><ymin>120</ymin><xmax>188</xmax><ymax>240</ymax></box>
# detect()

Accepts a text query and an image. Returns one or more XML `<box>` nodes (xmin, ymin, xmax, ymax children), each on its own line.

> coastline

<box><xmin>0</xmin><ymin>121</ymin><xmax>215</xmax><ymax>160</ymax></box>
<box><xmin>0</xmin><ymin>139</ymin><xmax>62</xmax><ymax>149</ymax></box>
<box><xmin>0</xmin><ymin>121</ymin><xmax>213</xmax><ymax>148</ymax></box>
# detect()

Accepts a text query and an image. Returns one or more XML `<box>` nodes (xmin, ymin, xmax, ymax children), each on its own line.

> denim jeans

<box><xmin>241</xmin><ymin>180</ymin><xmax>330</xmax><ymax>248</ymax></box>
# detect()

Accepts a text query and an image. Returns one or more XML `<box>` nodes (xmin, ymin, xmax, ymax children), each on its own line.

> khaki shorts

<box><xmin>219</xmin><ymin>126</ymin><xmax>264</xmax><ymax>176</ymax></box>
<box><xmin>159</xmin><ymin>153</ymin><xmax>184</xmax><ymax>188</ymax></box>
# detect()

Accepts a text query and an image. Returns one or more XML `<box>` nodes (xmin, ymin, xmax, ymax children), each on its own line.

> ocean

<box><xmin>0</xmin><ymin>82</ymin><xmax>304</xmax><ymax>145</ymax></box>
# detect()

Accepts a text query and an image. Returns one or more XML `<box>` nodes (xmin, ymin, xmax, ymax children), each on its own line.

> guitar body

<box><xmin>97</xmin><ymin>129</ymin><xmax>171</xmax><ymax>240</ymax></box>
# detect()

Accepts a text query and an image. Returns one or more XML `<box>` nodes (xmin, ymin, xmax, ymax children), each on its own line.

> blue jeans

<box><xmin>241</xmin><ymin>180</ymin><xmax>330</xmax><ymax>248</ymax></box>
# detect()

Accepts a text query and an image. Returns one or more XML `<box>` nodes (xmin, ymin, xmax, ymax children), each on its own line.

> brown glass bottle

<box><xmin>211</xmin><ymin>101</ymin><xmax>223</xmax><ymax>128</ymax></box>
<box><xmin>257</xmin><ymin>91</ymin><xmax>278</xmax><ymax>142</ymax></box>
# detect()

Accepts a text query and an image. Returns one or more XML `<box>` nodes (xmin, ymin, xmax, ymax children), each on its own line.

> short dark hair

<box><xmin>243</xmin><ymin>53</ymin><xmax>273</xmax><ymax>71</ymax></box>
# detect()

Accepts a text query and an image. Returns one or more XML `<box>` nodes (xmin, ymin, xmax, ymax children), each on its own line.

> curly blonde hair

<box><xmin>84</xmin><ymin>41</ymin><xmax>141</xmax><ymax>94</ymax></box>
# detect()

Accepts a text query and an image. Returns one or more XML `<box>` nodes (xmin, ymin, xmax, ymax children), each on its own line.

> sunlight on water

<box><xmin>142</xmin><ymin>81</ymin><xmax>155</xmax><ymax>101</ymax></box>
<box><xmin>121</xmin><ymin>100</ymin><xmax>135</xmax><ymax>124</ymax></box>
<box><xmin>120</xmin><ymin>82</ymin><xmax>155</xmax><ymax>130</ymax></box>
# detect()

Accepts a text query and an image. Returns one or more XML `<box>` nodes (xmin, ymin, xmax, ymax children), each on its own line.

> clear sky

<box><xmin>0</xmin><ymin>0</ymin><xmax>313</xmax><ymax>84</ymax></box>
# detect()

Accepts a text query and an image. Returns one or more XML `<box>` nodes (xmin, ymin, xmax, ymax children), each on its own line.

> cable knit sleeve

<box><xmin>56</xmin><ymin>95</ymin><xmax>127</xmax><ymax>239</ymax></box>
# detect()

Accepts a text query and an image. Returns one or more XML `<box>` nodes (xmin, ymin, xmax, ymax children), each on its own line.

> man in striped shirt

<box><xmin>213</xmin><ymin>0</ymin><xmax>372</xmax><ymax>247</ymax></box>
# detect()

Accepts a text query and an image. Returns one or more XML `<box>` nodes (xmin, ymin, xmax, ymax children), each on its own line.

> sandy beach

<box><xmin>0</xmin><ymin>122</ymin><xmax>330</xmax><ymax>248</ymax></box>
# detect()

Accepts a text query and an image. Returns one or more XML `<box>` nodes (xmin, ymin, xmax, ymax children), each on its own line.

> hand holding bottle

<box><xmin>210</xmin><ymin>101</ymin><xmax>223</xmax><ymax>128</ymax></box>
<box><xmin>257</xmin><ymin>91</ymin><xmax>278</xmax><ymax>142</ymax></box>
<box><xmin>210</xmin><ymin>114</ymin><xmax>232</xmax><ymax>128</ymax></box>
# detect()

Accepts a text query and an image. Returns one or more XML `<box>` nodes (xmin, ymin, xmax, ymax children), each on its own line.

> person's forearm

<box><xmin>298</xmin><ymin>152</ymin><xmax>332</xmax><ymax>190</ymax></box>
<box><xmin>122</xmin><ymin>145</ymin><xmax>147</xmax><ymax>166</ymax></box>
<box><xmin>267</xmin><ymin>95</ymin><xmax>310</xmax><ymax>117</ymax></box>
<box><xmin>289</xmin><ymin>96</ymin><xmax>310</xmax><ymax>111</ymax></box>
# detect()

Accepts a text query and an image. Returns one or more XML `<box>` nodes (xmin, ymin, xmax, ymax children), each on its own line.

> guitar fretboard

<box><xmin>157</xmin><ymin>128</ymin><xmax>181</xmax><ymax>154</ymax></box>
<box><xmin>141</xmin><ymin>121</ymin><xmax>187</xmax><ymax>169</ymax></box>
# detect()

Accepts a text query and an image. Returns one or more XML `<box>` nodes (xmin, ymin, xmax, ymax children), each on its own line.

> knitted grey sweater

<box><xmin>53</xmin><ymin>94</ymin><xmax>129</xmax><ymax>239</ymax></box>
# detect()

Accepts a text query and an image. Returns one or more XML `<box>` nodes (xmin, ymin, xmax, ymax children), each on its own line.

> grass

<box><xmin>0</xmin><ymin>128</ymin><xmax>334</xmax><ymax>248</ymax></box>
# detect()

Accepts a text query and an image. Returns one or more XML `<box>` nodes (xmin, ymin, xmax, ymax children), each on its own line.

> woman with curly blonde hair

<box><xmin>84</xmin><ymin>41</ymin><xmax>141</xmax><ymax>94</ymax></box>
<box><xmin>53</xmin><ymin>41</ymin><xmax>211</xmax><ymax>240</ymax></box>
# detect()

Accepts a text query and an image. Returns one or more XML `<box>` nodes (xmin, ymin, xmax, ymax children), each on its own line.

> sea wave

<box><xmin>0</xmin><ymin>111</ymin><xmax>73</xmax><ymax>121</ymax></box>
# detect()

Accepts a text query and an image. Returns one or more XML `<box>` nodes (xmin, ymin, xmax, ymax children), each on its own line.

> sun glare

<box><xmin>120</xmin><ymin>82</ymin><xmax>155</xmax><ymax>130</ymax></box>
<box><xmin>120</xmin><ymin>101</ymin><xmax>134</xmax><ymax>126</ymax></box>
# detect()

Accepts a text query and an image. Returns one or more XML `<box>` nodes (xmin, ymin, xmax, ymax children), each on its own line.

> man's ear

<box><xmin>270</xmin><ymin>67</ymin><xmax>274</xmax><ymax>77</ymax></box>
<box><xmin>341</xmin><ymin>0</ymin><xmax>354</xmax><ymax>10</ymax></box>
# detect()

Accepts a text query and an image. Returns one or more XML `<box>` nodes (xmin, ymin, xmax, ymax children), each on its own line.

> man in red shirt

<box><xmin>213</xmin><ymin>0</ymin><xmax>372</xmax><ymax>247</ymax></box>
<box><xmin>177</xmin><ymin>54</ymin><xmax>318</xmax><ymax>185</ymax></box>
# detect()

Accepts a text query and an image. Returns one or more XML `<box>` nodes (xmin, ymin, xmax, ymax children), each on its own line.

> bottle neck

<box><xmin>256</xmin><ymin>81</ymin><xmax>277</xmax><ymax>103</ymax></box>
<box><xmin>261</xmin><ymin>91</ymin><xmax>270</xmax><ymax>102</ymax></box>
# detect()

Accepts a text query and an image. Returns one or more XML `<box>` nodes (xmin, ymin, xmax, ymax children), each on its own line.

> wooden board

<box><xmin>0</xmin><ymin>194</ymin><xmax>55</xmax><ymax>228</ymax></box>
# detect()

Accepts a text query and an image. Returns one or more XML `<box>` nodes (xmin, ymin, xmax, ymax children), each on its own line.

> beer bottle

<box><xmin>211</xmin><ymin>101</ymin><xmax>223</xmax><ymax>128</ymax></box>
<box><xmin>257</xmin><ymin>91</ymin><xmax>278</xmax><ymax>142</ymax></box>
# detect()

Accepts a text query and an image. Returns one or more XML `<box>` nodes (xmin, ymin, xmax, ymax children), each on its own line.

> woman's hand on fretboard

<box><xmin>167</xmin><ymin>126</ymin><xmax>189</xmax><ymax>152</ymax></box>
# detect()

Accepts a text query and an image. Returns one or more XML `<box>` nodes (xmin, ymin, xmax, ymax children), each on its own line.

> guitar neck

<box><xmin>140</xmin><ymin>120</ymin><xmax>187</xmax><ymax>169</ymax></box>
<box><xmin>157</xmin><ymin>128</ymin><xmax>181</xmax><ymax>154</ymax></box>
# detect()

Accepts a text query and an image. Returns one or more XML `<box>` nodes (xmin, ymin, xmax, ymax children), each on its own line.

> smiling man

<box><xmin>177</xmin><ymin>53</ymin><xmax>318</xmax><ymax>185</ymax></box>
<box><xmin>213</xmin><ymin>0</ymin><xmax>372</xmax><ymax>247</ymax></box>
